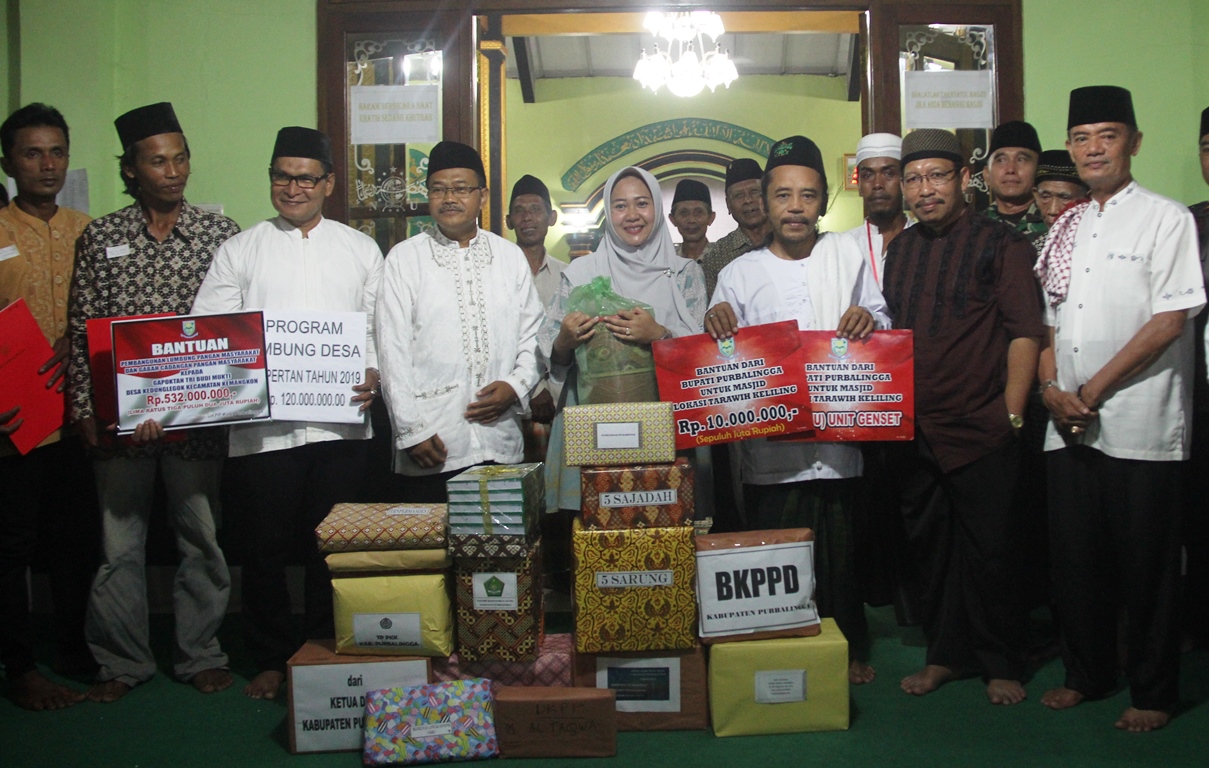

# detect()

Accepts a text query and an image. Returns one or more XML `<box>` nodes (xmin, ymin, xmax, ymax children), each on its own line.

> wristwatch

<box><xmin>1040</xmin><ymin>379</ymin><xmax>1059</xmax><ymax>394</ymax></box>
<box><xmin>1009</xmin><ymin>413</ymin><xmax>1024</xmax><ymax>429</ymax></box>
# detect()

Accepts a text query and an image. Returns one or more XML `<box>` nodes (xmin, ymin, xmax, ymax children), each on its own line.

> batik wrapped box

<box><xmin>332</xmin><ymin>572</ymin><xmax>453</xmax><ymax>657</ymax></box>
<box><xmin>362</xmin><ymin>678</ymin><xmax>498</xmax><ymax>765</ymax></box>
<box><xmin>572</xmin><ymin>519</ymin><xmax>696</xmax><ymax>653</ymax></box>
<box><xmin>431</xmin><ymin>633</ymin><xmax>573</xmax><ymax>689</ymax></box>
<box><xmin>707</xmin><ymin>618</ymin><xmax>849</xmax><ymax>736</ymax></box>
<box><xmin>315</xmin><ymin>503</ymin><xmax>447</xmax><ymax>553</ymax></box>
<box><xmin>580</xmin><ymin>459</ymin><xmax>695</xmax><ymax>530</ymax></box>
<box><xmin>454</xmin><ymin>539</ymin><xmax>543</xmax><ymax>662</ymax></box>
<box><xmin>563</xmin><ymin>402</ymin><xmax>677</xmax><ymax>467</ymax></box>
<box><xmin>448</xmin><ymin>532</ymin><xmax>532</xmax><ymax>559</ymax></box>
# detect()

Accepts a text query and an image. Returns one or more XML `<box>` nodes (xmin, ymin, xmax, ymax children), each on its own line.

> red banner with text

<box><xmin>775</xmin><ymin>330</ymin><xmax>914</xmax><ymax>442</ymax></box>
<box><xmin>653</xmin><ymin>320</ymin><xmax>815</xmax><ymax>450</ymax></box>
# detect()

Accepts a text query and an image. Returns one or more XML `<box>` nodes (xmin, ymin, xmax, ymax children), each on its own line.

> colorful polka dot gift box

<box><xmin>363</xmin><ymin>678</ymin><xmax>498</xmax><ymax>765</ymax></box>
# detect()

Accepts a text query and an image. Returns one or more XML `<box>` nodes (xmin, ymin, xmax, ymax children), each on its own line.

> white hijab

<box><xmin>562</xmin><ymin>166</ymin><xmax>700</xmax><ymax>337</ymax></box>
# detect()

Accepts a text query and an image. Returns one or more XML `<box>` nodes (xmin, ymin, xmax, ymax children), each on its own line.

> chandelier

<box><xmin>633</xmin><ymin>11</ymin><xmax>739</xmax><ymax>98</ymax></box>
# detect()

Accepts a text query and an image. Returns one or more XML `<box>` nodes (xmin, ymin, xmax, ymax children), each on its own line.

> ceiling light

<box><xmin>634</xmin><ymin>11</ymin><xmax>737</xmax><ymax>97</ymax></box>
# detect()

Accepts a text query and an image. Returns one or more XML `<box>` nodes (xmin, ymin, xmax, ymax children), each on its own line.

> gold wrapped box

<box><xmin>708</xmin><ymin>618</ymin><xmax>849</xmax><ymax>737</ymax></box>
<box><xmin>325</xmin><ymin>549</ymin><xmax>450</xmax><ymax>573</ymax></box>
<box><xmin>563</xmin><ymin>402</ymin><xmax>676</xmax><ymax>467</ymax></box>
<box><xmin>315</xmin><ymin>503</ymin><xmax>447</xmax><ymax>553</ymax></box>
<box><xmin>580</xmin><ymin>459</ymin><xmax>695</xmax><ymax>530</ymax></box>
<box><xmin>572</xmin><ymin>519</ymin><xmax>696</xmax><ymax>653</ymax></box>
<box><xmin>332</xmin><ymin>572</ymin><xmax>453</xmax><ymax>657</ymax></box>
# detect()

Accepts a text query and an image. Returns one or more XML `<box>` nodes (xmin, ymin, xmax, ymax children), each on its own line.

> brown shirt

<box><xmin>883</xmin><ymin>209</ymin><xmax>1045</xmax><ymax>472</ymax></box>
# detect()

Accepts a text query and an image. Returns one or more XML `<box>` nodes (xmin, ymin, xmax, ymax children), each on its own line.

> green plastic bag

<box><xmin>567</xmin><ymin>276</ymin><xmax>659</xmax><ymax>404</ymax></box>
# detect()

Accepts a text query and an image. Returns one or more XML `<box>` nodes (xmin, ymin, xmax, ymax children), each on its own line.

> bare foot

<box><xmin>243</xmin><ymin>670</ymin><xmax>284</xmax><ymax>700</ymax></box>
<box><xmin>1041</xmin><ymin>686</ymin><xmax>1085</xmax><ymax>710</ymax></box>
<box><xmin>901</xmin><ymin>665</ymin><xmax>953</xmax><ymax>696</ymax></box>
<box><xmin>10</xmin><ymin>670</ymin><xmax>86</xmax><ymax>711</ymax></box>
<box><xmin>849</xmin><ymin>659</ymin><xmax>876</xmax><ymax>685</ymax></box>
<box><xmin>1115</xmin><ymin>707</ymin><xmax>1171</xmax><ymax>732</ymax></box>
<box><xmin>86</xmin><ymin>679</ymin><xmax>133</xmax><ymax>703</ymax></box>
<box><xmin>190</xmin><ymin>667</ymin><xmax>234</xmax><ymax>694</ymax></box>
<box><xmin>986</xmin><ymin>678</ymin><xmax>1027</xmax><ymax>705</ymax></box>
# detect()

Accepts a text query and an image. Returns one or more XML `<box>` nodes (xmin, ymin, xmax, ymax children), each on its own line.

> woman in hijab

<box><xmin>537</xmin><ymin>167</ymin><xmax>707</xmax><ymax>580</ymax></box>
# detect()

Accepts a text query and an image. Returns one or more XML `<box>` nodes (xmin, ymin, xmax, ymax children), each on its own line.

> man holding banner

<box><xmin>191</xmin><ymin>126</ymin><xmax>383</xmax><ymax>700</ymax></box>
<box><xmin>705</xmin><ymin>135</ymin><xmax>890</xmax><ymax>685</ymax></box>
<box><xmin>66</xmin><ymin>102</ymin><xmax>240</xmax><ymax>702</ymax></box>
<box><xmin>881</xmin><ymin>129</ymin><xmax>1044</xmax><ymax>706</ymax></box>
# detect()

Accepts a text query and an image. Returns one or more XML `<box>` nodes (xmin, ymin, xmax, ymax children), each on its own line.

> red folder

<box><xmin>0</xmin><ymin>299</ymin><xmax>67</xmax><ymax>454</ymax></box>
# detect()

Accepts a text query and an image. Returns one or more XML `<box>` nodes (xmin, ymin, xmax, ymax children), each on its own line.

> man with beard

<box><xmin>882</xmin><ymin>129</ymin><xmax>1044</xmax><ymax>706</ymax></box>
<box><xmin>702</xmin><ymin>158</ymin><xmax>768</xmax><ymax>300</ymax></box>
<box><xmin>376</xmin><ymin>141</ymin><xmax>542</xmax><ymax>501</ymax></box>
<box><xmin>669</xmin><ymin>178</ymin><xmax>715</xmax><ymax>263</ymax></box>
<box><xmin>845</xmin><ymin>133</ymin><xmax>909</xmax><ymax>288</ymax></box>
<box><xmin>984</xmin><ymin>120</ymin><xmax>1047</xmax><ymax>246</ymax></box>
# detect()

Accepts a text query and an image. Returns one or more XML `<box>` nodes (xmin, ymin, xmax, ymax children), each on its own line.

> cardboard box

<box><xmin>580</xmin><ymin>459</ymin><xmax>695</xmax><ymax>530</ymax></box>
<box><xmin>325</xmin><ymin>549</ymin><xmax>449</xmax><ymax>573</ymax></box>
<box><xmin>448</xmin><ymin>531</ymin><xmax>532</xmax><ymax>559</ymax></box>
<box><xmin>454</xmin><ymin>539</ymin><xmax>543</xmax><ymax>662</ymax></box>
<box><xmin>315</xmin><ymin>503</ymin><xmax>447</xmax><ymax>553</ymax></box>
<box><xmin>446</xmin><ymin>463</ymin><xmax>543</xmax><ymax>536</ymax></box>
<box><xmin>332</xmin><ymin>572</ymin><xmax>453</xmax><ymax>657</ymax></box>
<box><xmin>431</xmin><ymin>632</ymin><xmax>573</xmax><ymax>688</ymax></box>
<box><xmin>563</xmin><ymin>402</ymin><xmax>677</xmax><ymax>466</ymax></box>
<box><xmin>694</xmin><ymin>528</ymin><xmax>821</xmax><ymax>644</ymax></box>
<box><xmin>572</xmin><ymin>519</ymin><xmax>696</xmax><ymax>653</ymax></box>
<box><xmin>363</xmin><ymin>678</ymin><xmax>498</xmax><ymax>765</ymax></box>
<box><xmin>494</xmin><ymin>686</ymin><xmax>617</xmax><ymax>758</ymax></box>
<box><xmin>573</xmin><ymin>643</ymin><xmax>709</xmax><ymax>731</ymax></box>
<box><xmin>286</xmin><ymin>640</ymin><xmax>430</xmax><ymax>754</ymax></box>
<box><xmin>708</xmin><ymin>618</ymin><xmax>849</xmax><ymax>736</ymax></box>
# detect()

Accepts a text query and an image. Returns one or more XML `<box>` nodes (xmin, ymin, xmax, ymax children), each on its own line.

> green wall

<box><xmin>15</xmin><ymin>0</ymin><xmax>314</xmax><ymax>226</ymax></box>
<box><xmin>1022</xmin><ymin>0</ymin><xmax>1209</xmax><ymax>205</ymax></box>
<box><xmin>7</xmin><ymin>1</ymin><xmax>1206</xmax><ymax>228</ymax></box>
<box><xmin>505</xmin><ymin>75</ymin><xmax>865</xmax><ymax>262</ymax></box>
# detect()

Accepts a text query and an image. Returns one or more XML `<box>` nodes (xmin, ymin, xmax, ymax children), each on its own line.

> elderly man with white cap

<box><xmin>845</xmin><ymin>133</ymin><xmax>910</xmax><ymax>288</ymax></box>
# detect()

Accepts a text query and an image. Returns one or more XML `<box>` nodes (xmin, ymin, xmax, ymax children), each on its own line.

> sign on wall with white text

<box><xmin>349</xmin><ymin>85</ymin><xmax>440</xmax><ymax>145</ymax></box>
<box><xmin>903</xmin><ymin>70</ymin><xmax>995</xmax><ymax>130</ymax></box>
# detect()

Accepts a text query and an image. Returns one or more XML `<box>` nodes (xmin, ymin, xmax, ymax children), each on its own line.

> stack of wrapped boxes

<box><xmin>562</xmin><ymin>401</ymin><xmax>709</xmax><ymax>731</ymax></box>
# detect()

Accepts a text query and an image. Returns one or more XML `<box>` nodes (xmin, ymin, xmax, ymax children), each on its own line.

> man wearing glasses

<box><xmin>845</xmin><ymin>133</ymin><xmax>910</xmax><ymax>289</ymax></box>
<box><xmin>191</xmin><ymin>126</ymin><xmax>383</xmax><ymax>700</ymax></box>
<box><xmin>881</xmin><ymin>129</ymin><xmax>1044</xmax><ymax>707</ymax></box>
<box><xmin>376</xmin><ymin>140</ymin><xmax>542</xmax><ymax>501</ymax></box>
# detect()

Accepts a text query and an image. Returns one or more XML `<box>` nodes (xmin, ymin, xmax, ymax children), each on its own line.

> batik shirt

<box><xmin>67</xmin><ymin>200</ymin><xmax>239</xmax><ymax>460</ymax></box>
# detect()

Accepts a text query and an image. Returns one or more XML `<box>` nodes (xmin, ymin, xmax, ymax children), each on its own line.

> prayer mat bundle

<box><xmin>453</xmin><ymin>538</ymin><xmax>544</xmax><ymax>662</ymax></box>
<box><xmin>572</xmin><ymin>642</ymin><xmax>709</xmax><ymax>731</ymax></box>
<box><xmin>315</xmin><ymin>503</ymin><xmax>448</xmax><ymax>552</ymax></box>
<box><xmin>707</xmin><ymin>618</ymin><xmax>849</xmax><ymax>736</ymax></box>
<box><xmin>579</xmin><ymin>459</ymin><xmax>695</xmax><ymax>530</ymax></box>
<box><xmin>571</xmin><ymin>519</ymin><xmax>697</xmax><ymax>653</ymax></box>
<box><xmin>446</xmin><ymin>463</ymin><xmax>543</xmax><ymax>537</ymax></box>
<box><xmin>563</xmin><ymin>402</ymin><xmax>677</xmax><ymax>467</ymax></box>
<box><xmin>285</xmin><ymin>640</ymin><xmax>430</xmax><ymax>754</ymax></box>
<box><xmin>494</xmin><ymin>686</ymin><xmax>618</xmax><ymax>758</ymax></box>
<box><xmin>430</xmin><ymin>632</ymin><xmax>574</xmax><ymax>689</ymax></box>
<box><xmin>693</xmin><ymin>528</ymin><xmax>821</xmax><ymax>644</ymax></box>
<box><xmin>332</xmin><ymin>571</ymin><xmax>454</xmax><ymax>657</ymax></box>
<box><xmin>362</xmin><ymin>678</ymin><xmax>498</xmax><ymax>765</ymax></box>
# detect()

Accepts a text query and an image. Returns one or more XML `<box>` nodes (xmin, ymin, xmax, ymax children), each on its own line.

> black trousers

<box><xmin>1047</xmin><ymin>446</ymin><xmax>1183</xmax><ymax>711</ymax></box>
<box><xmin>236</xmin><ymin>440</ymin><xmax>367</xmax><ymax>673</ymax></box>
<box><xmin>0</xmin><ymin>437</ymin><xmax>98</xmax><ymax>678</ymax></box>
<box><xmin>889</xmin><ymin>436</ymin><xmax>1024</xmax><ymax>681</ymax></box>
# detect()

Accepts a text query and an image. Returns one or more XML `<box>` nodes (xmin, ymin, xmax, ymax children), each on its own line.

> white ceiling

<box><xmin>505</xmin><ymin>32</ymin><xmax>855</xmax><ymax>81</ymax></box>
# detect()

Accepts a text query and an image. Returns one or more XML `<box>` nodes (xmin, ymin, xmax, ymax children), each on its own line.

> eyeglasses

<box><xmin>269</xmin><ymin>170</ymin><xmax>329</xmax><ymax>189</ymax></box>
<box><xmin>901</xmin><ymin>169</ymin><xmax>958</xmax><ymax>189</ymax></box>
<box><xmin>1035</xmin><ymin>190</ymin><xmax>1082</xmax><ymax>204</ymax></box>
<box><xmin>428</xmin><ymin>185</ymin><xmax>484</xmax><ymax>200</ymax></box>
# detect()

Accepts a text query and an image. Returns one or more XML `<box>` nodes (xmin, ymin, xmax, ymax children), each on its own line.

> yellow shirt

<box><xmin>0</xmin><ymin>200</ymin><xmax>92</xmax><ymax>452</ymax></box>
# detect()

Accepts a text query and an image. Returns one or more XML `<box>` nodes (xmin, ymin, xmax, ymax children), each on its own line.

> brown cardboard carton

<box><xmin>494</xmin><ymin>686</ymin><xmax>617</xmax><ymax>758</ymax></box>
<box><xmin>573</xmin><ymin>642</ymin><xmax>709</xmax><ymax>731</ymax></box>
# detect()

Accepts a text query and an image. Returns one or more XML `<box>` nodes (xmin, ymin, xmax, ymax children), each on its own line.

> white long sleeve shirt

<box><xmin>191</xmin><ymin>216</ymin><xmax>383</xmax><ymax>457</ymax></box>
<box><xmin>377</xmin><ymin>228</ymin><xmax>543</xmax><ymax>476</ymax></box>
<box><xmin>711</xmin><ymin>234</ymin><xmax>892</xmax><ymax>484</ymax></box>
